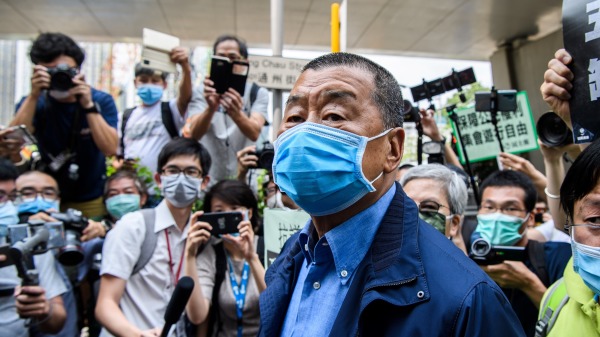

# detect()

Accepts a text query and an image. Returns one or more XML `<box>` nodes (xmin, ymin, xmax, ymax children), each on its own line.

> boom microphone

<box><xmin>160</xmin><ymin>276</ymin><xmax>195</xmax><ymax>337</ymax></box>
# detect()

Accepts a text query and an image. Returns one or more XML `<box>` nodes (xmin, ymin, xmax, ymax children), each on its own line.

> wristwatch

<box><xmin>82</xmin><ymin>102</ymin><xmax>100</xmax><ymax>114</ymax></box>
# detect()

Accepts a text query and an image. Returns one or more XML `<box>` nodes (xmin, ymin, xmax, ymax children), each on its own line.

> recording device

<box><xmin>160</xmin><ymin>276</ymin><xmax>195</xmax><ymax>337</ymax></box>
<box><xmin>469</xmin><ymin>238</ymin><xmax>526</xmax><ymax>265</ymax></box>
<box><xmin>441</xmin><ymin>68</ymin><xmax>477</xmax><ymax>103</ymax></box>
<box><xmin>47</xmin><ymin>64</ymin><xmax>78</xmax><ymax>91</ymax></box>
<box><xmin>253</xmin><ymin>141</ymin><xmax>275</xmax><ymax>170</ymax></box>
<box><xmin>9</xmin><ymin>223</ymin><xmax>51</xmax><ymax>286</ymax></box>
<box><xmin>50</xmin><ymin>209</ymin><xmax>88</xmax><ymax>266</ymax></box>
<box><xmin>3</xmin><ymin>124</ymin><xmax>37</xmax><ymax>146</ymax></box>
<box><xmin>401</xmin><ymin>99</ymin><xmax>421</xmax><ymax>123</ymax></box>
<box><xmin>210</xmin><ymin>56</ymin><xmax>250</xmax><ymax>96</ymax></box>
<box><xmin>141</xmin><ymin>28</ymin><xmax>180</xmax><ymax>74</ymax></box>
<box><xmin>422</xmin><ymin>141</ymin><xmax>444</xmax><ymax>164</ymax></box>
<box><xmin>199</xmin><ymin>211</ymin><xmax>244</xmax><ymax>236</ymax></box>
<box><xmin>410</xmin><ymin>67</ymin><xmax>476</xmax><ymax>104</ymax></box>
<box><xmin>8</xmin><ymin>220</ymin><xmax>65</xmax><ymax>253</ymax></box>
<box><xmin>536</xmin><ymin>112</ymin><xmax>573</xmax><ymax>147</ymax></box>
<box><xmin>474</xmin><ymin>90</ymin><xmax>517</xmax><ymax>112</ymax></box>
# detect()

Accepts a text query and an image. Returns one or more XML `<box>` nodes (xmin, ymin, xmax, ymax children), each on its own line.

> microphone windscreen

<box><xmin>163</xmin><ymin>276</ymin><xmax>195</xmax><ymax>324</ymax></box>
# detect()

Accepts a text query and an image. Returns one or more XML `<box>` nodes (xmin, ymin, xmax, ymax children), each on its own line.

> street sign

<box><xmin>247</xmin><ymin>55</ymin><xmax>309</xmax><ymax>90</ymax></box>
<box><xmin>450</xmin><ymin>91</ymin><xmax>540</xmax><ymax>164</ymax></box>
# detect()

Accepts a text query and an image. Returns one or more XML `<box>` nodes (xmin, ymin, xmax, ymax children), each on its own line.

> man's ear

<box><xmin>520</xmin><ymin>213</ymin><xmax>535</xmax><ymax>234</ymax></box>
<box><xmin>447</xmin><ymin>214</ymin><xmax>461</xmax><ymax>238</ymax></box>
<box><xmin>154</xmin><ymin>173</ymin><xmax>162</xmax><ymax>188</ymax></box>
<box><xmin>201</xmin><ymin>176</ymin><xmax>210</xmax><ymax>190</ymax></box>
<box><xmin>384</xmin><ymin>128</ymin><xmax>405</xmax><ymax>174</ymax></box>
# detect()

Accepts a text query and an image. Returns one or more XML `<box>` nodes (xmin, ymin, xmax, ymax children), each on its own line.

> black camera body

<box><xmin>401</xmin><ymin>100</ymin><xmax>421</xmax><ymax>123</ymax></box>
<box><xmin>50</xmin><ymin>208</ymin><xmax>88</xmax><ymax>266</ymax></box>
<box><xmin>47</xmin><ymin>64</ymin><xmax>77</xmax><ymax>91</ymax></box>
<box><xmin>253</xmin><ymin>141</ymin><xmax>275</xmax><ymax>170</ymax></box>
<box><xmin>469</xmin><ymin>238</ymin><xmax>526</xmax><ymax>265</ymax></box>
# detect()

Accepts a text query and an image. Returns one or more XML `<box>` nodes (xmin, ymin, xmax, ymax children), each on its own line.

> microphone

<box><xmin>160</xmin><ymin>276</ymin><xmax>195</xmax><ymax>337</ymax></box>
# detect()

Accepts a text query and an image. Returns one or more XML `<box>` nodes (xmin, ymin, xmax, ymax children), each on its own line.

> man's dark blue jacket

<box><xmin>259</xmin><ymin>183</ymin><xmax>525</xmax><ymax>336</ymax></box>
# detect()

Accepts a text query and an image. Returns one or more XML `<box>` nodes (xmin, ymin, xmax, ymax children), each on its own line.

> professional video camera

<box><xmin>536</xmin><ymin>112</ymin><xmax>573</xmax><ymax>147</ymax></box>
<box><xmin>50</xmin><ymin>209</ymin><xmax>87</xmax><ymax>266</ymax></box>
<box><xmin>401</xmin><ymin>99</ymin><xmax>421</xmax><ymax>123</ymax></box>
<box><xmin>253</xmin><ymin>141</ymin><xmax>274</xmax><ymax>170</ymax></box>
<box><xmin>47</xmin><ymin>64</ymin><xmax>77</xmax><ymax>91</ymax></box>
<box><xmin>469</xmin><ymin>237</ymin><xmax>526</xmax><ymax>265</ymax></box>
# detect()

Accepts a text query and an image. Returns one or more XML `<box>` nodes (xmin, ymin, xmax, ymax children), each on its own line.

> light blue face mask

<box><xmin>273</xmin><ymin>122</ymin><xmax>391</xmax><ymax>216</ymax></box>
<box><xmin>137</xmin><ymin>84</ymin><xmax>164</xmax><ymax>105</ymax></box>
<box><xmin>475</xmin><ymin>212</ymin><xmax>528</xmax><ymax>246</ymax></box>
<box><xmin>106</xmin><ymin>194</ymin><xmax>141</xmax><ymax>220</ymax></box>
<box><xmin>571</xmin><ymin>233</ymin><xmax>600</xmax><ymax>296</ymax></box>
<box><xmin>0</xmin><ymin>201</ymin><xmax>19</xmax><ymax>237</ymax></box>
<box><xmin>17</xmin><ymin>196</ymin><xmax>60</xmax><ymax>215</ymax></box>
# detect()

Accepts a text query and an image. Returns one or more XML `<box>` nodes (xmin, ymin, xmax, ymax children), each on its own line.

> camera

<box><xmin>401</xmin><ymin>99</ymin><xmax>421</xmax><ymax>123</ymax></box>
<box><xmin>253</xmin><ymin>141</ymin><xmax>274</xmax><ymax>170</ymax></box>
<box><xmin>536</xmin><ymin>112</ymin><xmax>573</xmax><ymax>147</ymax></box>
<box><xmin>50</xmin><ymin>209</ymin><xmax>88</xmax><ymax>266</ymax></box>
<box><xmin>474</xmin><ymin>90</ymin><xmax>517</xmax><ymax>112</ymax></box>
<box><xmin>469</xmin><ymin>238</ymin><xmax>526</xmax><ymax>265</ymax></box>
<box><xmin>47</xmin><ymin>64</ymin><xmax>77</xmax><ymax>91</ymax></box>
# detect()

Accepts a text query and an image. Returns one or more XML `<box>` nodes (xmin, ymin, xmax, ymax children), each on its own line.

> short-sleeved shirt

<box><xmin>0</xmin><ymin>251</ymin><xmax>67</xmax><ymax>337</ymax></box>
<box><xmin>187</xmin><ymin>82</ymin><xmax>268</xmax><ymax>183</ymax></box>
<box><xmin>197</xmin><ymin>239</ymin><xmax>261</xmax><ymax>337</ymax></box>
<box><xmin>119</xmin><ymin>99</ymin><xmax>186</xmax><ymax>174</ymax></box>
<box><xmin>504</xmin><ymin>240</ymin><xmax>572</xmax><ymax>337</ymax></box>
<box><xmin>15</xmin><ymin>89</ymin><xmax>118</xmax><ymax>202</ymax></box>
<box><xmin>99</xmin><ymin>200</ymin><xmax>200</xmax><ymax>337</ymax></box>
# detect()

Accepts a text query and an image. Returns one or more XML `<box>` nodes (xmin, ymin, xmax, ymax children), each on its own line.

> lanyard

<box><xmin>226</xmin><ymin>255</ymin><xmax>250</xmax><ymax>337</ymax></box>
<box><xmin>164</xmin><ymin>230</ymin><xmax>185</xmax><ymax>285</ymax></box>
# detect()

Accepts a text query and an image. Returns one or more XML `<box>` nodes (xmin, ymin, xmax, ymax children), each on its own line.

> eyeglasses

<box><xmin>479</xmin><ymin>205</ymin><xmax>526</xmax><ymax>217</ymax></box>
<box><xmin>17</xmin><ymin>187</ymin><xmax>59</xmax><ymax>201</ymax></box>
<box><xmin>566</xmin><ymin>223</ymin><xmax>600</xmax><ymax>247</ymax></box>
<box><xmin>0</xmin><ymin>190</ymin><xmax>17</xmax><ymax>204</ymax></box>
<box><xmin>416</xmin><ymin>200</ymin><xmax>450</xmax><ymax>213</ymax></box>
<box><xmin>161</xmin><ymin>166</ymin><xmax>203</xmax><ymax>178</ymax></box>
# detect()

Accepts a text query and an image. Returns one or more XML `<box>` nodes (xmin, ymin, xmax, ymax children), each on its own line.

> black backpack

<box><xmin>120</xmin><ymin>101</ymin><xmax>179</xmax><ymax>154</ymax></box>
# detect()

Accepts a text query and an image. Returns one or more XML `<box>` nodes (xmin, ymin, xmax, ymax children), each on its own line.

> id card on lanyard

<box><xmin>227</xmin><ymin>255</ymin><xmax>250</xmax><ymax>337</ymax></box>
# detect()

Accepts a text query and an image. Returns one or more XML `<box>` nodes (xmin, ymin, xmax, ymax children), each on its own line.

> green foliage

<box><xmin>442</xmin><ymin>82</ymin><xmax>490</xmax><ymax>114</ymax></box>
<box><xmin>105</xmin><ymin>156</ymin><xmax>159</xmax><ymax>195</ymax></box>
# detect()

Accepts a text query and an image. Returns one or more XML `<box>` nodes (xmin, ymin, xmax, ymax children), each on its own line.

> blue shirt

<box><xmin>16</xmin><ymin>89</ymin><xmax>118</xmax><ymax>202</ymax></box>
<box><xmin>280</xmin><ymin>184</ymin><xmax>396</xmax><ymax>336</ymax></box>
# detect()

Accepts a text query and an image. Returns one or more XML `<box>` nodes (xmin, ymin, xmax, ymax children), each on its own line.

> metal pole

<box><xmin>340</xmin><ymin>0</ymin><xmax>347</xmax><ymax>52</ymax></box>
<box><xmin>270</xmin><ymin>0</ymin><xmax>284</xmax><ymax>141</ymax></box>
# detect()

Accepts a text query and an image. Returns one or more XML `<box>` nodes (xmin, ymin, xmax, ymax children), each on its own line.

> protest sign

<box><xmin>563</xmin><ymin>0</ymin><xmax>600</xmax><ymax>143</ymax></box>
<box><xmin>262</xmin><ymin>208</ymin><xmax>310</xmax><ymax>268</ymax></box>
<box><xmin>450</xmin><ymin>91</ymin><xmax>539</xmax><ymax>163</ymax></box>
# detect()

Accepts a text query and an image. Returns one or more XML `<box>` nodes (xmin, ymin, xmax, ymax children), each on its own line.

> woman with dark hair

<box><xmin>537</xmin><ymin>138</ymin><xmax>600</xmax><ymax>336</ymax></box>
<box><xmin>197</xmin><ymin>179</ymin><xmax>265</xmax><ymax>337</ymax></box>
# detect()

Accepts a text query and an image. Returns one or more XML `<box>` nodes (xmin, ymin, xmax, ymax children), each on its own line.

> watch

<box><xmin>82</xmin><ymin>102</ymin><xmax>100</xmax><ymax>114</ymax></box>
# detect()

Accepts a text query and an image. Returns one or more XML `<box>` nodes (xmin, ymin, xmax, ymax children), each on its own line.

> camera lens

<box><xmin>536</xmin><ymin>112</ymin><xmax>573</xmax><ymax>147</ymax></box>
<box><xmin>471</xmin><ymin>238</ymin><xmax>491</xmax><ymax>257</ymax></box>
<box><xmin>50</xmin><ymin>72</ymin><xmax>74</xmax><ymax>91</ymax></box>
<box><xmin>401</xmin><ymin>100</ymin><xmax>420</xmax><ymax>123</ymax></box>
<box><xmin>57</xmin><ymin>230</ymin><xmax>84</xmax><ymax>266</ymax></box>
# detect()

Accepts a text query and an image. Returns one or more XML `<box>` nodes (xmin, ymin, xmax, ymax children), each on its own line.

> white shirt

<box><xmin>119</xmin><ymin>99</ymin><xmax>187</xmax><ymax>174</ymax></box>
<box><xmin>536</xmin><ymin>220</ymin><xmax>570</xmax><ymax>243</ymax></box>
<box><xmin>100</xmin><ymin>201</ymin><xmax>199</xmax><ymax>337</ymax></box>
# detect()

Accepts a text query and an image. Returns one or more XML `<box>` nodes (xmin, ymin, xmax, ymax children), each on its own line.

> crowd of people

<box><xmin>0</xmin><ymin>30</ymin><xmax>599</xmax><ymax>337</ymax></box>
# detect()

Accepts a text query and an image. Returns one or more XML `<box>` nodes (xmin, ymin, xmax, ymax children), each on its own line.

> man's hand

<box><xmin>481</xmin><ymin>261</ymin><xmax>538</xmax><ymax>289</ymax></box>
<box><xmin>186</xmin><ymin>212</ymin><xmax>213</xmax><ymax>258</ymax></box>
<box><xmin>14</xmin><ymin>286</ymin><xmax>51</xmax><ymax>319</ymax></box>
<box><xmin>203</xmin><ymin>77</ymin><xmax>221</xmax><ymax>113</ymax></box>
<box><xmin>220</xmin><ymin>88</ymin><xmax>244</xmax><ymax>118</ymax></box>
<box><xmin>140</xmin><ymin>328</ymin><xmax>161</xmax><ymax>337</ymax></box>
<box><xmin>0</xmin><ymin>128</ymin><xmax>25</xmax><ymax>161</ymax></box>
<box><xmin>222</xmin><ymin>220</ymin><xmax>256</xmax><ymax>261</ymax></box>
<box><xmin>30</xmin><ymin>65</ymin><xmax>50</xmax><ymax>99</ymax></box>
<box><xmin>70</xmin><ymin>73</ymin><xmax>94</xmax><ymax>109</ymax></box>
<box><xmin>498</xmin><ymin>152</ymin><xmax>537</xmax><ymax>176</ymax></box>
<box><xmin>541</xmin><ymin>49</ymin><xmax>574</xmax><ymax>129</ymax></box>
<box><xmin>28</xmin><ymin>212</ymin><xmax>59</xmax><ymax>223</ymax></box>
<box><xmin>419</xmin><ymin>108</ymin><xmax>443</xmax><ymax>141</ymax></box>
<box><xmin>81</xmin><ymin>220</ymin><xmax>106</xmax><ymax>242</ymax></box>
<box><xmin>169</xmin><ymin>47</ymin><xmax>189</xmax><ymax>67</ymax></box>
<box><xmin>236</xmin><ymin>145</ymin><xmax>258</xmax><ymax>180</ymax></box>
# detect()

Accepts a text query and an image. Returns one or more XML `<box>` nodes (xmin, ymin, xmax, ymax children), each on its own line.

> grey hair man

<box><xmin>400</xmin><ymin>164</ymin><xmax>468</xmax><ymax>254</ymax></box>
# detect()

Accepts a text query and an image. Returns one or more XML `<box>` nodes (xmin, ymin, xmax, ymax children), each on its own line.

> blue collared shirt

<box><xmin>280</xmin><ymin>184</ymin><xmax>396</xmax><ymax>336</ymax></box>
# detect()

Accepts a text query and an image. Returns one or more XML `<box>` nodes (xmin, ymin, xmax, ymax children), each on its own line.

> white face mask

<box><xmin>161</xmin><ymin>174</ymin><xmax>202</xmax><ymax>208</ymax></box>
<box><xmin>267</xmin><ymin>191</ymin><xmax>284</xmax><ymax>209</ymax></box>
<box><xmin>49</xmin><ymin>90</ymin><xmax>72</xmax><ymax>100</ymax></box>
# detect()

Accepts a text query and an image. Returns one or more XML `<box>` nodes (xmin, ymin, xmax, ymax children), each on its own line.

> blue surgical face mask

<box><xmin>273</xmin><ymin>122</ymin><xmax>391</xmax><ymax>216</ymax></box>
<box><xmin>106</xmin><ymin>194</ymin><xmax>141</xmax><ymax>220</ymax></box>
<box><xmin>17</xmin><ymin>196</ymin><xmax>60</xmax><ymax>215</ymax></box>
<box><xmin>137</xmin><ymin>84</ymin><xmax>164</xmax><ymax>105</ymax></box>
<box><xmin>571</xmin><ymin>233</ymin><xmax>600</xmax><ymax>296</ymax></box>
<box><xmin>0</xmin><ymin>201</ymin><xmax>19</xmax><ymax>237</ymax></box>
<box><xmin>475</xmin><ymin>212</ymin><xmax>528</xmax><ymax>246</ymax></box>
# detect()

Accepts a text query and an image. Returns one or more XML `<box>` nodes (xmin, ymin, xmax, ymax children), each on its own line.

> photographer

<box><xmin>0</xmin><ymin>158</ymin><xmax>67</xmax><ymax>336</ymax></box>
<box><xmin>186</xmin><ymin>35</ymin><xmax>269</xmax><ymax>184</ymax></box>
<box><xmin>10</xmin><ymin>32</ymin><xmax>118</xmax><ymax>219</ymax></box>
<box><xmin>473</xmin><ymin>170</ymin><xmax>571</xmax><ymax>336</ymax></box>
<box><xmin>419</xmin><ymin>108</ymin><xmax>463</xmax><ymax>168</ymax></box>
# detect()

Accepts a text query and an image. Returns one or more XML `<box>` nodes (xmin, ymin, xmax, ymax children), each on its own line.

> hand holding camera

<box><xmin>14</xmin><ymin>285</ymin><xmax>50</xmax><ymax>319</ymax></box>
<box><xmin>70</xmin><ymin>73</ymin><xmax>94</xmax><ymax>109</ymax></box>
<box><xmin>30</xmin><ymin>65</ymin><xmax>51</xmax><ymax>99</ymax></box>
<box><xmin>541</xmin><ymin>48</ymin><xmax>574</xmax><ymax>130</ymax></box>
<box><xmin>222</xmin><ymin>219</ymin><xmax>256</xmax><ymax>261</ymax></box>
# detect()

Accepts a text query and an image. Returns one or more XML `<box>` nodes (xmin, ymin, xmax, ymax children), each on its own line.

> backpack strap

<box><xmin>161</xmin><ymin>101</ymin><xmax>179</xmax><ymax>139</ymax></box>
<box><xmin>249</xmin><ymin>82</ymin><xmax>259</xmax><ymax>109</ymax></box>
<box><xmin>207</xmin><ymin>242</ymin><xmax>227</xmax><ymax>336</ymax></box>
<box><xmin>528</xmin><ymin>240</ymin><xmax>550</xmax><ymax>286</ymax></box>
<box><xmin>120</xmin><ymin>107</ymin><xmax>136</xmax><ymax>155</ymax></box>
<box><xmin>535</xmin><ymin>278</ymin><xmax>569</xmax><ymax>337</ymax></box>
<box><xmin>132</xmin><ymin>209</ymin><xmax>158</xmax><ymax>275</ymax></box>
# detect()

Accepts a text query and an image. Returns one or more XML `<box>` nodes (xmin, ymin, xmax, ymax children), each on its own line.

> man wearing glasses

<box><xmin>96</xmin><ymin>138</ymin><xmax>212</xmax><ymax>337</ymax></box>
<box><xmin>473</xmin><ymin>170</ymin><xmax>571</xmax><ymax>337</ymax></box>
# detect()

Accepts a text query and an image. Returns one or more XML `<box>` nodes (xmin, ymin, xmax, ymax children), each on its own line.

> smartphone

<box><xmin>230</xmin><ymin>60</ymin><xmax>249</xmax><ymax>96</ymax></box>
<box><xmin>4</xmin><ymin>125</ymin><xmax>36</xmax><ymax>146</ymax></box>
<box><xmin>0</xmin><ymin>244</ymin><xmax>15</xmax><ymax>268</ymax></box>
<box><xmin>210</xmin><ymin>56</ymin><xmax>250</xmax><ymax>96</ymax></box>
<box><xmin>199</xmin><ymin>211</ymin><xmax>243</xmax><ymax>236</ymax></box>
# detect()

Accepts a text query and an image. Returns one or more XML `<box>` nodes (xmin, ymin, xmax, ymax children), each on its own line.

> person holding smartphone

<box><xmin>185</xmin><ymin>35</ymin><xmax>269</xmax><ymax>185</ymax></box>
<box><xmin>193</xmin><ymin>179</ymin><xmax>265</xmax><ymax>337</ymax></box>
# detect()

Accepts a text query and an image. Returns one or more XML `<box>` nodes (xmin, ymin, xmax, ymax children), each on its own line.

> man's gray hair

<box><xmin>302</xmin><ymin>52</ymin><xmax>404</xmax><ymax>129</ymax></box>
<box><xmin>400</xmin><ymin>164</ymin><xmax>468</xmax><ymax>215</ymax></box>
